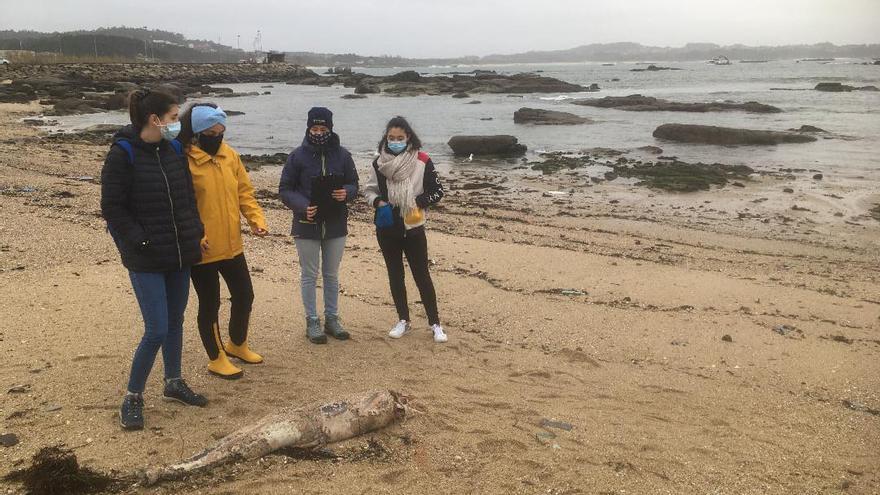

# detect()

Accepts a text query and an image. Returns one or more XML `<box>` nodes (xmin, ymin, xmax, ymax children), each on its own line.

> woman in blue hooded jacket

<box><xmin>279</xmin><ymin>107</ymin><xmax>359</xmax><ymax>344</ymax></box>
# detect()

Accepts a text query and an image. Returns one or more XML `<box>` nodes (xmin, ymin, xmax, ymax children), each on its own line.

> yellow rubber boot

<box><xmin>207</xmin><ymin>351</ymin><xmax>243</xmax><ymax>380</ymax></box>
<box><xmin>224</xmin><ymin>341</ymin><xmax>264</xmax><ymax>364</ymax></box>
<box><xmin>207</xmin><ymin>323</ymin><xmax>243</xmax><ymax>379</ymax></box>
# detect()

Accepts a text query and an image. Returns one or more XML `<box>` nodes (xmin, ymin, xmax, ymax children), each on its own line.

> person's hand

<box><xmin>376</xmin><ymin>200</ymin><xmax>388</xmax><ymax>208</ymax></box>
<box><xmin>332</xmin><ymin>189</ymin><xmax>347</xmax><ymax>202</ymax></box>
<box><xmin>200</xmin><ymin>238</ymin><xmax>210</xmax><ymax>254</ymax></box>
<box><xmin>251</xmin><ymin>226</ymin><xmax>269</xmax><ymax>237</ymax></box>
<box><xmin>306</xmin><ymin>205</ymin><xmax>318</xmax><ymax>221</ymax></box>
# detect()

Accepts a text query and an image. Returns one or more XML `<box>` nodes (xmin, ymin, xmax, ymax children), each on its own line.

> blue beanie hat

<box><xmin>307</xmin><ymin>107</ymin><xmax>333</xmax><ymax>130</ymax></box>
<box><xmin>191</xmin><ymin>106</ymin><xmax>228</xmax><ymax>134</ymax></box>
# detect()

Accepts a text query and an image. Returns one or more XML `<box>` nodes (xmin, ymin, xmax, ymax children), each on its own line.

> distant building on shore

<box><xmin>243</xmin><ymin>50</ymin><xmax>286</xmax><ymax>64</ymax></box>
<box><xmin>0</xmin><ymin>50</ymin><xmax>37</xmax><ymax>62</ymax></box>
<box><xmin>265</xmin><ymin>51</ymin><xmax>285</xmax><ymax>63</ymax></box>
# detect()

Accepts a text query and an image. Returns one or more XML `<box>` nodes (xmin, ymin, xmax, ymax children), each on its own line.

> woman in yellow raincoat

<box><xmin>180</xmin><ymin>103</ymin><xmax>268</xmax><ymax>379</ymax></box>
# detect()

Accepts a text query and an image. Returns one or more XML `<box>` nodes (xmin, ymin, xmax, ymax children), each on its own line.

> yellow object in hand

<box><xmin>404</xmin><ymin>207</ymin><xmax>424</xmax><ymax>226</ymax></box>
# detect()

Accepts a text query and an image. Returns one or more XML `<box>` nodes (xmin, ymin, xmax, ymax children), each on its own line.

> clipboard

<box><xmin>309</xmin><ymin>174</ymin><xmax>345</xmax><ymax>223</ymax></box>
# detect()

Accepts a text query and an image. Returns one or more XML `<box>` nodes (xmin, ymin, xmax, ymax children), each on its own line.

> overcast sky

<box><xmin>2</xmin><ymin>0</ymin><xmax>878</xmax><ymax>58</ymax></box>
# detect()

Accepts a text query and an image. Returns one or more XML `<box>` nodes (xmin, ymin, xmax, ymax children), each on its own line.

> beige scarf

<box><xmin>377</xmin><ymin>148</ymin><xmax>420</xmax><ymax>218</ymax></box>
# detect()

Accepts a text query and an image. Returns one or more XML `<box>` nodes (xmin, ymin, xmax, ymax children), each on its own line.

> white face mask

<box><xmin>158</xmin><ymin>121</ymin><xmax>181</xmax><ymax>141</ymax></box>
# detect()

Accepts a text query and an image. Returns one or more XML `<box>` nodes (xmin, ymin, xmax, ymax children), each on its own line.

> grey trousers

<box><xmin>294</xmin><ymin>236</ymin><xmax>347</xmax><ymax>319</ymax></box>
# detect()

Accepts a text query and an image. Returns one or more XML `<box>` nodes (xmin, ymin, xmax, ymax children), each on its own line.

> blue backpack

<box><xmin>114</xmin><ymin>138</ymin><xmax>184</xmax><ymax>165</ymax></box>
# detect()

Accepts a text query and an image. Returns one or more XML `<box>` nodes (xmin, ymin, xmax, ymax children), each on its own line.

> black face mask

<box><xmin>307</xmin><ymin>131</ymin><xmax>332</xmax><ymax>147</ymax></box>
<box><xmin>198</xmin><ymin>133</ymin><xmax>224</xmax><ymax>155</ymax></box>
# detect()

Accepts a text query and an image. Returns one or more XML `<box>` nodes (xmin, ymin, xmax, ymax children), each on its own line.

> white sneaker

<box><xmin>388</xmin><ymin>320</ymin><xmax>411</xmax><ymax>339</ymax></box>
<box><xmin>431</xmin><ymin>324</ymin><xmax>448</xmax><ymax>343</ymax></box>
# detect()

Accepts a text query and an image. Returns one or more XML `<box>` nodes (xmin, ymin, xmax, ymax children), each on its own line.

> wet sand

<box><xmin>1</xmin><ymin>102</ymin><xmax>878</xmax><ymax>494</ymax></box>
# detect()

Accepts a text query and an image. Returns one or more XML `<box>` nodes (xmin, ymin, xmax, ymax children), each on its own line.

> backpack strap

<box><xmin>113</xmin><ymin>138</ymin><xmax>184</xmax><ymax>166</ymax></box>
<box><xmin>169</xmin><ymin>139</ymin><xmax>184</xmax><ymax>157</ymax></box>
<box><xmin>113</xmin><ymin>139</ymin><xmax>135</xmax><ymax>165</ymax></box>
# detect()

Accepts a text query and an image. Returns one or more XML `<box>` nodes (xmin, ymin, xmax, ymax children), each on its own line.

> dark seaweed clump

<box><xmin>3</xmin><ymin>446</ymin><xmax>125</xmax><ymax>495</ymax></box>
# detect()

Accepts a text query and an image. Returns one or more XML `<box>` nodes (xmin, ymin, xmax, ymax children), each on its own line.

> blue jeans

<box><xmin>294</xmin><ymin>236</ymin><xmax>346</xmax><ymax>318</ymax></box>
<box><xmin>126</xmin><ymin>269</ymin><xmax>191</xmax><ymax>394</ymax></box>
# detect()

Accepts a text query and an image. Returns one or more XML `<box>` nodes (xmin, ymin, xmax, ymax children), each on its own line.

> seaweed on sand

<box><xmin>613</xmin><ymin>161</ymin><xmax>755</xmax><ymax>192</ymax></box>
<box><xmin>529</xmin><ymin>153</ymin><xmax>592</xmax><ymax>174</ymax></box>
<box><xmin>3</xmin><ymin>446</ymin><xmax>126</xmax><ymax>495</ymax></box>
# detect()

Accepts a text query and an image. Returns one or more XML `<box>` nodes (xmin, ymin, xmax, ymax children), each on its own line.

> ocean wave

<box><xmin>538</xmin><ymin>95</ymin><xmax>577</xmax><ymax>101</ymax></box>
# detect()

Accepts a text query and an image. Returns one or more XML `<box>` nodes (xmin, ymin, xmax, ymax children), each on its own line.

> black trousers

<box><xmin>377</xmin><ymin>227</ymin><xmax>440</xmax><ymax>326</ymax></box>
<box><xmin>190</xmin><ymin>253</ymin><xmax>254</xmax><ymax>360</ymax></box>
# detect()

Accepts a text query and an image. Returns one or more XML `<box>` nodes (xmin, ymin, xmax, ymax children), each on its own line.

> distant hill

<box><xmin>476</xmin><ymin>42</ymin><xmax>880</xmax><ymax>63</ymax></box>
<box><xmin>0</xmin><ymin>27</ymin><xmax>248</xmax><ymax>63</ymax></box>
<box><xmin>1</xmin><ymin>28</ymin><xmax>876</xmax><ymax>66</ymax></box>
<box><xmin>284</xmin><ymin>51</ymin><xmax>481</xmax><ymax>68</ymax></box>
<box><xmin>290</xmin><ymin>42</ymin><xmax>880</xmax><ymax>67</ymax></box>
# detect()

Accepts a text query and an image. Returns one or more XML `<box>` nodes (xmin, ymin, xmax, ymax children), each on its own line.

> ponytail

<box><xmin>128</xmin><ymin>89</ymin><xmax>178</xmax><ymax>129</ymax></box>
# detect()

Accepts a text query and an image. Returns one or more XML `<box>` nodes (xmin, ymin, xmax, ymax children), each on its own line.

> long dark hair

<box><xmin>178</xmin><ymin>102</ymin><xmax>219</xmax><ymax>147</ymax></box>
<box><xmin>128</xmin><ymin>89</ymin><xmax>178</xmax><ymax>130</ymax></box>
<box><xmin>377</xmin><ymin>116</ymin><xmax>422</xmax><ymax>153</ymax></box>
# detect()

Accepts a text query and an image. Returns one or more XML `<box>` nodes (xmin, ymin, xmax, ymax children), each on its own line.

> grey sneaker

<box><xmin>120</xmin><ymin>393</ymin><xmax>144</xmax><ymax>431</ymax></box>
<box><xmin>324</xmin><ymin>314</ymin><xmax>350</xmax><ymax>340</ymax></box>
<box><xmin>306</xmin><ymin>317</ymin><xmax>327</xmax><ymax>344</ymax></box>
<box><xmin>163</xmin><ymin>378</ymin><xmax>208</xmax><ymax>407</ymax></box>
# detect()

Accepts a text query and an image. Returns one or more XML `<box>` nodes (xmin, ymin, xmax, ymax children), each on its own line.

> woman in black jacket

<box><xmin>101</xmin><ymin>89</ymin><xmax>207</xmax><ymax>431</ymax></box>
<box><xmin>363</xmin><ymin>116</ymin><xmax>447</xmax><ymax>343</ymax></box>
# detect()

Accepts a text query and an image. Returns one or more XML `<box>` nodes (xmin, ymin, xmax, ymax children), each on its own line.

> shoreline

<box><xmin>20</xmin><ymin>101</ymin><xmax>880</xmax><ymax>245</ymax></box>
<box><xmin>0</xmin><ymin>62</ymin><xmax>592</xmax><ymax>114</ymax></box>
<box><xmin>1</xmin><ymin>99</ymin><xmax>879</xmax><ymax>494</ymax></box>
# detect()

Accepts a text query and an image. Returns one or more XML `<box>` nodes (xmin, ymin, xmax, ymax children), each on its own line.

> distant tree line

<box><xmin>0</xmin><ymin>28</ymin><xmax>247</xmax><ymax>63</ymax></box>
<box><xmin>1</xmin><ymin>28</ymin><xmax>876</xmax><ymax>65</ymax></box>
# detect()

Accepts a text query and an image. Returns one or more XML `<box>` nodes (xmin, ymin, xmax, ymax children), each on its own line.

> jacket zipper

<box><xmin>157</xmin><ymin>149</ymin><xmax>183</xmax><ymax>270</ymax></box>
<box><xmin>214</xmin><ymin>157</ymin><xmax>232</xmax><ymax>254</ymax></box>
<box><xmin>321</xmin><ymin>152</ymin><xmax>326</xmax><ymax>240</ymax></box>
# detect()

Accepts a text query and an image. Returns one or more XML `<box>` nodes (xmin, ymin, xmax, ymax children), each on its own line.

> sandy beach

<box><xmin>1</xmin><ymin>99</ymin><xmax>879</xmax><ymax>494</ymax></box>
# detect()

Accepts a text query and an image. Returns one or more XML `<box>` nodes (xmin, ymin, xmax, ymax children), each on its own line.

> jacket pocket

<box><xmin>108</xmin><ymin>224</ymin><xmax>148</xmax><ymax>253</ymax></box>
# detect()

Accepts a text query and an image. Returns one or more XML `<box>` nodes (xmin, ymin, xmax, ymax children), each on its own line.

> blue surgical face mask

<box><xmin>387</xmin><ymin>140</ymin><xmax>407</xmax><ymax>154</ymax></box>
<box><xmin>159</xmin><ymin>121</ymin><xmax>181</xmax><ymax>141</ymax></box>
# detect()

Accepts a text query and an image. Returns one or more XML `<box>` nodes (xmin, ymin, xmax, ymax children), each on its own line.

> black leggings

<box><xmin>377</xmin><ymin>227</ymin><xmax>440</xmax><ymax>326</ymax></box>
<box><xmin>190</xmin><ymin>253</ymin><xmax>254</xmax><ymax>360</ymax></box>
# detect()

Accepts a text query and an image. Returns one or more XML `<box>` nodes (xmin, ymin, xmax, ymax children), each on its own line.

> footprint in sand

<box><xmin>467</xmin><ymin>428</ymin><xmax>494</xmax><ymax>435</ymax></box>
<box><xmin>454</xmin><ymin>385</ymin><xmax>488</xmax><ymax>395</ymax></box>
<box><xmin>472</xmin><ymin>400</ymin><xmax>514</xmax><ymax>410</ymax></box>
<box><xmin>379</xmin><ymin>469</ymin><xmax>407</xmax><ymax>484</ymax></box>
<box><xmin>228</xmin><ymin>406</ymin><xmax>250</xmax><ymax>418</ymax></box>
<box><xmin>557</xmin><ymin>348</ymin><xmax>601</xmax><ymax>368</ymax></box>
<box><xmin>639</xmin><ymin>384</ymin><xmax>687</xmax><ymax>395</ymax></box>
<box><xmin>476</xmin><ymin>438</ymin><xmax>528</xmax><ymax>453</ymax></box>
<box><xmin>526</xmin><ymin>370</ymin><xmax>553</xmax><ymax>379</ymax></box>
